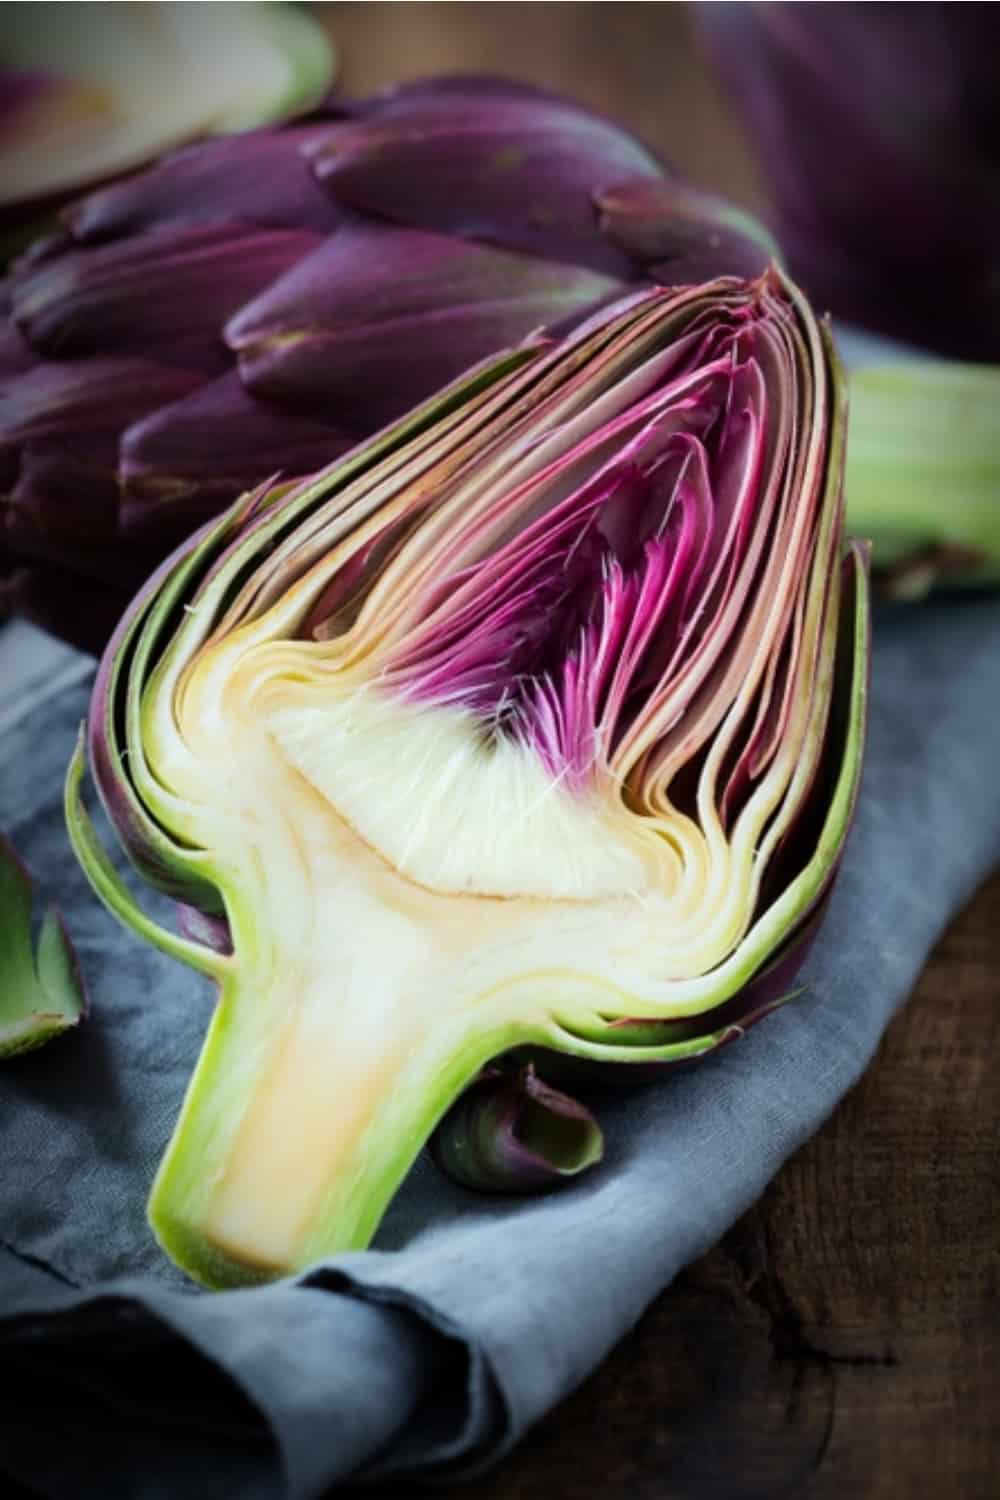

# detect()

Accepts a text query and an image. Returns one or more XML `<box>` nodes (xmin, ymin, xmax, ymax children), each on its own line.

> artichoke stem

<box><xmin>148</xmin><ymin>962</ymin><xmax>526</xmax><ymax>1289</ymax></box>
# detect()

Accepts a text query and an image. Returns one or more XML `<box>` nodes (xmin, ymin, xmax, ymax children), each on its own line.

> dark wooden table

<box><xmin>323</xmin><ymin>6</ymin><xmax>1000</xmax><ymax>1494</ymax></box>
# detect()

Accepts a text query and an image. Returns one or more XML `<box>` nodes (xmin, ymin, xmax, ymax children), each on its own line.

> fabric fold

<box><xmin>1</xmin><ymin>597</ymin><xmax>999</xmax><ymax>1495</ymax></box>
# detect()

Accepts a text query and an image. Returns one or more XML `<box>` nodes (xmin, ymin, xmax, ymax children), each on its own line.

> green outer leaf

<box><xmin>65</xmin><ymin>732</ymin><xmax>230</xmax><ymax>983</ymax></box>
<box><xmin>90</xmin><ymin>489</ymin><xmax>269</xmax><ymax>913</ymax></box>
<box><xmin>0</xmin><ymin>832</ymin><xmax>85</xmax><ymax>1059</ymax></box>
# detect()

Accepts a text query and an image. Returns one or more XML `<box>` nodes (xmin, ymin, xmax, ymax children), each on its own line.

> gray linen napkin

<box><xmin>1</xmin><ymin>599</ymin><xmax>999</xmax><ymax>1497</ymax></box>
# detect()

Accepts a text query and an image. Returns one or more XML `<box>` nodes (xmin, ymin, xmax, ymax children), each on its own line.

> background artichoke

<box><xmin>0</xmin><ymin>75</ymin><xmax>775</xmax><ymax>651</ymax></box>
<box><xmin>697</xmin><ymin>2</ymin><xmax>1000</xmax><ymax>361</ymax></box>
<box><xmin>698</xmin><ymin>2</ymin><xmax>1000</xmax><ymax>594</ymax></box>
<box><xmin>0</xmin><ymin>2</ymin><xmax>336</xmax><ymax>256</ymax></box>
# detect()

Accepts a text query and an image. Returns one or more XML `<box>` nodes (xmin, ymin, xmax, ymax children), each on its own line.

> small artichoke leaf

<box><xmin>429</xmin><ymin>1063</ymin><xmax>605</xmax><ymax>1194</ymax></box>
<box><xmin>0</xmin><ymin>832</ymin><xmax>86</xmax><ymax>1059</ymax></box>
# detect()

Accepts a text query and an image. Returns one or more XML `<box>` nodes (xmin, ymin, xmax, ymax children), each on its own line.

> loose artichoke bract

<box><xmin>0</xmin><ymin>833</ymin><xmax>86</xmax><ymax>1059</ymax></box>
<box><xmin>429</xmin><ymin>1063</ymin><xmax>605</xmax><ymax>1194</ymax></box>
<box><xmin>0</xmin><ymin>75</ymin><xmax>778</xmax><ymax>649</ymax></box>
<box><xmin>67</xmin><ymin>274</ymin><xmax>868</xmax><ymax>1288</ymax></box>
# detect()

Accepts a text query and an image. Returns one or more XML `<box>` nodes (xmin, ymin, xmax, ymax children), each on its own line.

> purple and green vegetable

<box><xmin>429</xmin><ymin>1063</ymin><xmax>605</xmax><ymax>1194</ymax></box>
<box><xmin>699</xmin><ymin>1</ymin><xmax>1000</xmax><ymax>594</ymax></box>
<box><xmin>66</xmin><ymin>274</ymin><xmax>868</xmax><ymax>1286</ymax></box>
<box><xmin>2</xmin><ymin>69</ymin><xmax>992</xmax><ymax>652</ymax></box>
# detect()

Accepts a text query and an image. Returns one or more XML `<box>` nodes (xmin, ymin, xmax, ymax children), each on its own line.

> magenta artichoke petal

<box><xmin>388</xmin><ymin>335</ymin><xmax>776</xmax><ymax>784</ymax></box>
<box><xmin>307</xmin><ymin>92</ymin><xmax>663</xmax><ymax>277</ymax></box>
<box><xmin>598</xmin><ymin>177</ymin><xmax>780</xmax><ymax>284</ymax></box>
<box><xmin>227</xmin><ymin>224</ymin><xmax>625</xmax><ymax>427</ymax></box>
<box><xmin>119</xmin><ymin>372</ymin><xmax>357</xmax><ymax>538</ymax></box>
<box><xmin>428</xmin><ymin>1063</ymin><xmax>604</xmax><ymax>1194</ymax></box>
<box><xmin>0</xmin><ymin>358</ymin><xmax>202</xmax><ymax>445</ymax></box>
<box><xmin>64</xmin><ymin>126</ymin><xmax>344</xmax><ymax>243</ymax></box>
<box><xmin>10</xmin><ymin>223</ymin><xmax>323</xmax><ymax>366</ymax></box>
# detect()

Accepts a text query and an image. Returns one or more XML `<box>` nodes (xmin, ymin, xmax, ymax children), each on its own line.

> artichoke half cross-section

<box><xmin>68</xmin><ymin>272</ymin><xmax>869</xmax><ymax>1288</ymax></box>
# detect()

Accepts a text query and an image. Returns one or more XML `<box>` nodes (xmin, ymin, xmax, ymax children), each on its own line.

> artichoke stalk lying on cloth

<box><xmin>67</xmin><ymin>273</ymin><xmax>869</xmax><ymax>1288</ymax></box>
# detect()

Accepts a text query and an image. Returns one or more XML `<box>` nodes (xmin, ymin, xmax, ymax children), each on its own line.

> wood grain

<box><xmin>460</xmin><ymin>871</ymin><xmax>1000</xmax><ymax>1500</ymax></box>
<box><xmin>320</xmin><ymin>6</ymin><xmax>1000</xmax><ymax>1493</ymax></box>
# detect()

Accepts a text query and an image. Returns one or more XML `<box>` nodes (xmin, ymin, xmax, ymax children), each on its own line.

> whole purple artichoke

<box><xmin>698</xmin><ymin>3</ymin><xmax>1000</xmax><ymax>360</ymax></box>
<box><xmin>0</xmin><ymin>76</ymin><xmax>775</xmax><ymax>652</ymax></box>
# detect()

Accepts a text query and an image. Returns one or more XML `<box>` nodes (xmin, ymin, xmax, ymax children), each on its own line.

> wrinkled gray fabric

<box><xmin>1</xmin><ymin>600</ymin><xmax>998</xmax><ymax>1497</ymax></box>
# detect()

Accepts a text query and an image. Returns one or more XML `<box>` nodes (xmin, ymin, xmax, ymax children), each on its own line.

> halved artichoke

<box><xmin>67</xmin><ymin>273</ymin><xmax>868</xmax><ymax>1287</ymax></box>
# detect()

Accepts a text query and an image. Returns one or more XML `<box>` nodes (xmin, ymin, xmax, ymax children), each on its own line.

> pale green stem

<box><xmin>148</xmin><ymin>957</ymin><xmax>534</xmax><ymax>1288</ymax></box>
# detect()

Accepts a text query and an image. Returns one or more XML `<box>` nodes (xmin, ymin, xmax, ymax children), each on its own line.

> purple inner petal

<box><xmin>383</xmin><ymin>306</ymin><xmax>789</xmax><ymax>787</ymax></box>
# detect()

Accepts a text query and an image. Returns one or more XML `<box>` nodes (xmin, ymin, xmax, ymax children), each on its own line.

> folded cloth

<box><xmin>2</xmin><ymin>599</ymin><xmax>998</xmax><ymax>1497</ymax></box>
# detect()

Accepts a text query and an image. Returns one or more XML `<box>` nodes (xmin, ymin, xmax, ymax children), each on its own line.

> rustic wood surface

<box><xmin>323</xmin><ymin>5</ymin><xmax>1000</xmax><ymax>1496</ymax></box>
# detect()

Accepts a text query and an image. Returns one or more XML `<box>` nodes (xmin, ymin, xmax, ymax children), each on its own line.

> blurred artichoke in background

<box><xmin>697</xmin><ymin>2</ymin><xmax>1000</xmax><ymax>360</ymax></box>
<box><xmin>0</xmin><ymin>76</ymin><xmax>776</xmax><ymax>651</ymax></box>
<box><xmin>0</xmin><ymin>1</ymin><xmax>335</xmax><ymax>245</ymax></box>
<box><xmin>698</xmin><ymin>2</ymin><xmax>1000</xmax><ymax>592</ymax></box>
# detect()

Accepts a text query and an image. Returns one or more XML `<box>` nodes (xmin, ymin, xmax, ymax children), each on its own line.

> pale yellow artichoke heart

<box><xmin>169</xmin><ymin>630</ymin><xmax>760</xmax><ymax>1008</ymax></box>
